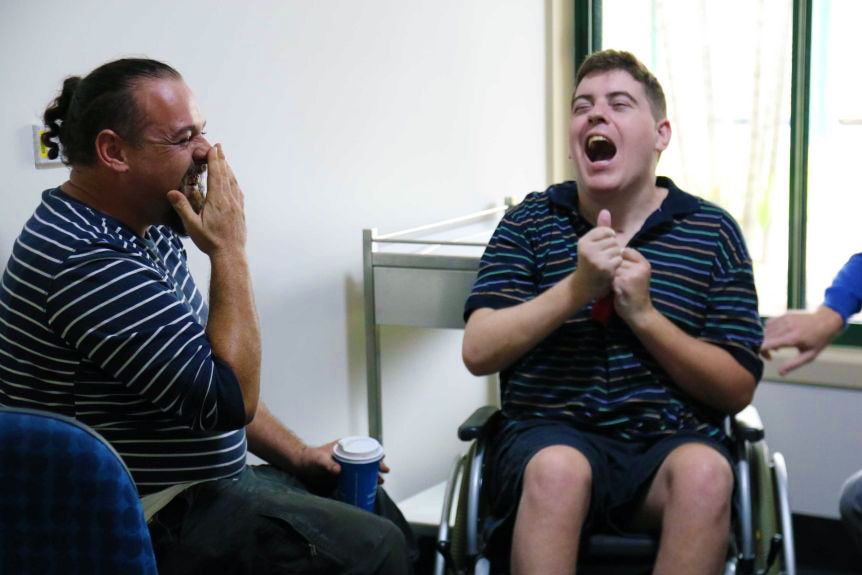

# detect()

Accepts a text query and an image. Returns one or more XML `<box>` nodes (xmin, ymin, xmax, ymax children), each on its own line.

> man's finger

<box><xmin>597</xmin><ymin>209</ymin><xmax>612</xmax><ymax>229</ymax></box>
<box><xmin>205</xmin><ymin>145</ymin><xmax>225</xmax><ymax>189</ymax></box>
<box><xmin>621</xmin><ymin>247</ymin><xmax>643</xmax><ymax>262</ymax></box>
<box><xmin>167</xmin><ymin>190</ymin><xmax>197</xmax><ymax>225</ymax></box>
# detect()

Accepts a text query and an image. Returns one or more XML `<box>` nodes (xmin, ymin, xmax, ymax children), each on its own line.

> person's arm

<box><xmin>48</xmin><ymin>245</ymin><xmax>248</xmax><ymax>430</ymax></box>
<box><xmin>613</xmin><ymin>247</ymin><xmax>756</xmax><ymax>414</ymax></box>
<box><xmin>463</xmin><ymin>210</ymin><xmax>622</xmax><ymax>375</ymax></box>
<box><xmin>168</xmin><ymin>144</ymin><xmax>261</xmax><ymax>422</ymax></box>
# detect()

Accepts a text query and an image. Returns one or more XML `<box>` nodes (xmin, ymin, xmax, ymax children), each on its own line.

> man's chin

<box><xmin>164</xmin><ymin>209</ymin><xmax>189</xmax><ymax>237</ymax></box>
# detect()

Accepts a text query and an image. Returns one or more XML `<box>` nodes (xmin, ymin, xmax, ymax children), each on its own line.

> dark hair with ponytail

<box><xmin>42</xmin><ymin>58</ymin><xmax>181</xmax><ymax>165</ymax></box>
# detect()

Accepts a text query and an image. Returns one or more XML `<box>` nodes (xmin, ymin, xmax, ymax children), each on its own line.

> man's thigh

<box><xmin>149</xmin><ymin>465</ymin><xmax>408</xmax><ymax>575</ymax></box>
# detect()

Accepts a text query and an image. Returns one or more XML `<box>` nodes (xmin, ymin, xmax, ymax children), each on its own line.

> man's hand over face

<box><xmin>168</xmin><ymin>144</ymin><xmax>246</xmax><ymax>256</ymax></box>
<box><xmin>612</xmin><ymin>247</ymin><xmax>653</xmax><ymax>324</ymax></box>
<box><xmin>576</xmin><ymin>209</ymin><xmax>623</xmax><ymax>301</ymax></box>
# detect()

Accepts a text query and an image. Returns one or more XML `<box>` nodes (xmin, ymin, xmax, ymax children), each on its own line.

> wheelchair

<box><xmin>435</xmin><ymin>405</ymin><xmax>796</xmax><ymax>575</ymax></box>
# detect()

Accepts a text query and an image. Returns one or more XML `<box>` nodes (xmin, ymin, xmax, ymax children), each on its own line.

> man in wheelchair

<box><xmin>461</xmin><ymin>50</ymin><xmax>763</xmax><ymax>574</ymax></box>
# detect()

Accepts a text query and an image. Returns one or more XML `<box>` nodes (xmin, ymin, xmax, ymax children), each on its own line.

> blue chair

<box><xmin>0</xmin><ymin>406</ymin><xmax>157</xmax><ymax>574</ymax></box>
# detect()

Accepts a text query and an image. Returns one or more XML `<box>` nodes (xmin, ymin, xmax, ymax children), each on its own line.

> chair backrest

<box><xmin>0</xmin><ymin>406</ymin><xmax>157</xmax><ymax>574</ymax></box>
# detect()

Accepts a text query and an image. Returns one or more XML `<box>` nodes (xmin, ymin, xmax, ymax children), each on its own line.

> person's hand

<box><xmin>293</xmin><ymin>441</ymin><xmax>392</xmax><ymax>486</ymax></box>
<box><xmin>293</xmin><ymin>440</ymin><xmax>341</xmax><ymax>483</ymax></box>
<box><xmin>377</xmin><ymin>458</ymin><xmax>390</xmax><ymax>485</ymax></box>
<box><xmin>612</xmin><ymin>247</ymin><xmax>654</xmax><ymax>325</ymax></box>
<box><xmin>761</xmin><ymin>306</ymin><xmax>844</xmax><ymax>376</ymax></box>
<box><xmin>167</xmin><ymin>144</ymin><xmax>246</xmax><ymax>256</ymax></box>
<box><xmin>575</xmin><ymin>209</ymin><xmax>623</xmax><ymax>301</ymax></box>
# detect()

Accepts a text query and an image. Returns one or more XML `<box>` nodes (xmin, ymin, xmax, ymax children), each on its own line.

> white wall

<box><xmin>0</xmin><ymin>0</ymin><xmax>547</xmax><ymax>500</ymax></box>
<box><xmin>753</xmin><ymin>381</ymin><xmax>862</xmax><ymax>519</ymax></box>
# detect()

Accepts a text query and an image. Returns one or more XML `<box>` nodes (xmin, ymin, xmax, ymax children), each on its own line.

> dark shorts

<box><xmin>148</xmin><ymin>465</ymin><xmax>418</xmax><ymax>575</ymax></box>
<box><xmin>484</xmin><ymin>418</ymin><xmax>732</xmax><ymax>560</ymax></box>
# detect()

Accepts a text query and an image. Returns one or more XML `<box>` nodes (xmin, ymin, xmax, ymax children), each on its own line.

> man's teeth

<box><xmin>585</xmin><ymin>134</ymin><xmax>616</xmax><ymax>162</ymax></box>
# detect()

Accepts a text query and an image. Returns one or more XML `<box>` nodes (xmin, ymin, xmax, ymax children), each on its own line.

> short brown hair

<box><xmin>573</xmin><ymin>49</ymin><xmax>667</xmax><ymax>120</ymax></box>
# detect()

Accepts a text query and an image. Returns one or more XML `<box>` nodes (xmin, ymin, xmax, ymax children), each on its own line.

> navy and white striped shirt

<box><xmin>0</xmin><ymin>188</ymin><xmax>247</xmax><ymax>494</ymax></box>
<box><xmin>465</xmin><ymin>178</ymin><xmax>764</xmax><ymax>441</ymax></box>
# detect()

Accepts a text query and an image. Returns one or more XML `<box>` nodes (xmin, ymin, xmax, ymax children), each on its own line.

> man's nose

<box><xmin>192</xmin><ymin>136</ymin><xmax>212</xmax><ymax>163</ymax></box>
<box><xmin>587</xmin><ymin>106</ymin><xmax>607</xmax><ymax>124</ymax></box>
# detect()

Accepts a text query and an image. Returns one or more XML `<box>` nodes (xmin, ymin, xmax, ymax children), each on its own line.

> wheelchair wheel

<box><xmin>749</xmin><ymin>440</ymin><xmax>780</xmax><ymax>574</ymax></box>
<box><xmin>449</xmin><ymin>446</ymin><xmax>473</xmax><ymax>573</ymax></box>
<box><xmin>749</xmin><ymin>442</ymin><xmax>796</xmax><ymax>575</ymax></box>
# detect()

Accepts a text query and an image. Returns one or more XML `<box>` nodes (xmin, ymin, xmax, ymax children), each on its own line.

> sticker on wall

<box><xmin>33</xmin><ymin>125</ymin><xmax>63</xmax><ymax>168</ymax></box>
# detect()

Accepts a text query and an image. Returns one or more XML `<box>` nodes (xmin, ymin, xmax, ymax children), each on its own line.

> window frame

<box><xmin>574</xmin><ymin>0</ymin><xmax>862</xmax><ymax>346</ymax></box>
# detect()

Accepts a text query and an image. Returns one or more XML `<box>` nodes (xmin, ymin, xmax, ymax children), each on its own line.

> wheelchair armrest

<box><xmin>458</xmin><ymin>406</ymin><xmax>499</xmax><ymax>442</ymax></box>
<box><xmin>732</xmin><ymin>405</ymin><xmax>765</xmax><ymax>442</ymax></box>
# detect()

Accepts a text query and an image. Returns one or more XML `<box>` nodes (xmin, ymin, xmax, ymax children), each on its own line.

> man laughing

<box><xmin>462</xmin><ymin>50</ymin><xmax>763</xmax><ymax>574</ymax></box>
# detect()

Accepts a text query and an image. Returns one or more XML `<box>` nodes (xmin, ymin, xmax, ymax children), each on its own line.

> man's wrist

<box><xmin>627</xmin><ymin>304</ymin><xmax>661</xmax><ymax>334</ymax></box>
<box><xmin>565</xmin><ymin>271</ymin><xmax>599</xmax><ymax>313</ymax></box>
<box><xmin>209</xmin><ymin>248</ymin><xmax>249</xmax><ymax>268</ymax></box>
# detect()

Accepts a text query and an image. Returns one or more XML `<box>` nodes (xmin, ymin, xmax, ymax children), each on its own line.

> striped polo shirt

<box><xmin>465</xmin><ymin>177</ymin><xmax>763</xmax><ymax>441</ymax></box>
<box><xmin>0</xmin><ymin>188</ymin><xmax>247</xmax><ymax>494</ymax></box>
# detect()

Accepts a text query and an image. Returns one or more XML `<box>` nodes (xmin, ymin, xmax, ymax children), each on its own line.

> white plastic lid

<box><xmin>332</xmin><ymin>436</ymin><xmax>385</xmax><ymax>463</ymax></box>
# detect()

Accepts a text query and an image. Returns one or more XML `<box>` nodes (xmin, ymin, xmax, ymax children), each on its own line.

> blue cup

<box><xmin>332</xmin><ymin>436</ymin><xmax>384</xmax><ymax>512</ymax></box>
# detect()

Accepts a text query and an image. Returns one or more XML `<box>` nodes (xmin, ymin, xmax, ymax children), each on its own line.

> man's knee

<box><xmin>522</xmin><ymin>445</ymin><xmax>592</xmax><ymax>507</ymax></box>
<box><xmin>372</xmin><ymin>519</ymin><xmax>412</xmax><ymax>575</ymax></box>
<box><xmin>662</xmin><ymin>443</ymin><xmax>733</xmax><ymax>512</ymax></box>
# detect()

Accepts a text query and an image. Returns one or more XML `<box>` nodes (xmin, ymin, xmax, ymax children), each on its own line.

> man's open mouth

<box><xmin>586</xmin><ymin>135</ymin><xmax>617</xmax><ymax>162</ymax></box>
<box><xmin>180</xmin><ymin>164</ymin><xmax>206</xmax><ymax>213</ymax></box>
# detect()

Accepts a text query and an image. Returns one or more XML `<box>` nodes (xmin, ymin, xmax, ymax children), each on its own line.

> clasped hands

<box><xmin>577</xmin><ymin>209</ymin><xmax>652</xmax><ymax>323</ymax></box>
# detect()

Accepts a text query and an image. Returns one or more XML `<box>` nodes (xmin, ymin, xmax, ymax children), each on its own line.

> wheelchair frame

<box><xmin>435</xmin><ymin>405</ymin><xmax>796</xmax><ymax>575</ymax></box>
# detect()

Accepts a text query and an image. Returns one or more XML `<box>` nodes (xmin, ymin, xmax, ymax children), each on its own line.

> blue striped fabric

<box><xmin>0</xmin><ymin>189</ymin><xmax>247</xmax><ymax>495</ymax></box>
<box><xmin>465</xmin><ymin>178</ymin><xmax>763</xmax><ymax>441</ymax></box>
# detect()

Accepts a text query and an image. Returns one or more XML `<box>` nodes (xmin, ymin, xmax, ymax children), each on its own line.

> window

<box><xmin>805</xmin><ymin>0</ymin><xmax>862</xmax><ymax>313</ymax></box>
<box><xmin>582</xmin><ymin>0</ymin><xmax>862</xmax><ymax>338</ymax></box>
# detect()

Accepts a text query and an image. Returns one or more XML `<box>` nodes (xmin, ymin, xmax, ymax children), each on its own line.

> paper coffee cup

<box><xmin>332</xmin><ymin>436</ymin><xmax>384</xmax><ymax>512</ymax></box>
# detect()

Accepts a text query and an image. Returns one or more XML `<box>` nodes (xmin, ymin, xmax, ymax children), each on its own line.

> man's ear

<box><xmin>655</xmin><ymin>118</ymin><xmax>671</xmax><ymax>153</ymax></box>
<box><xmin>94</xmin><ymin>129</ymin><xmax>130</xmax><ymax>173</ymax></box>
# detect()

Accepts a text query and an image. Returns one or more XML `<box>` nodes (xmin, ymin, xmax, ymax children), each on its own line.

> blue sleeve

<box><xmin>823</xmin><ymin>253</ymin><xmax>862</xmax><ymax>323</ymax></box>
